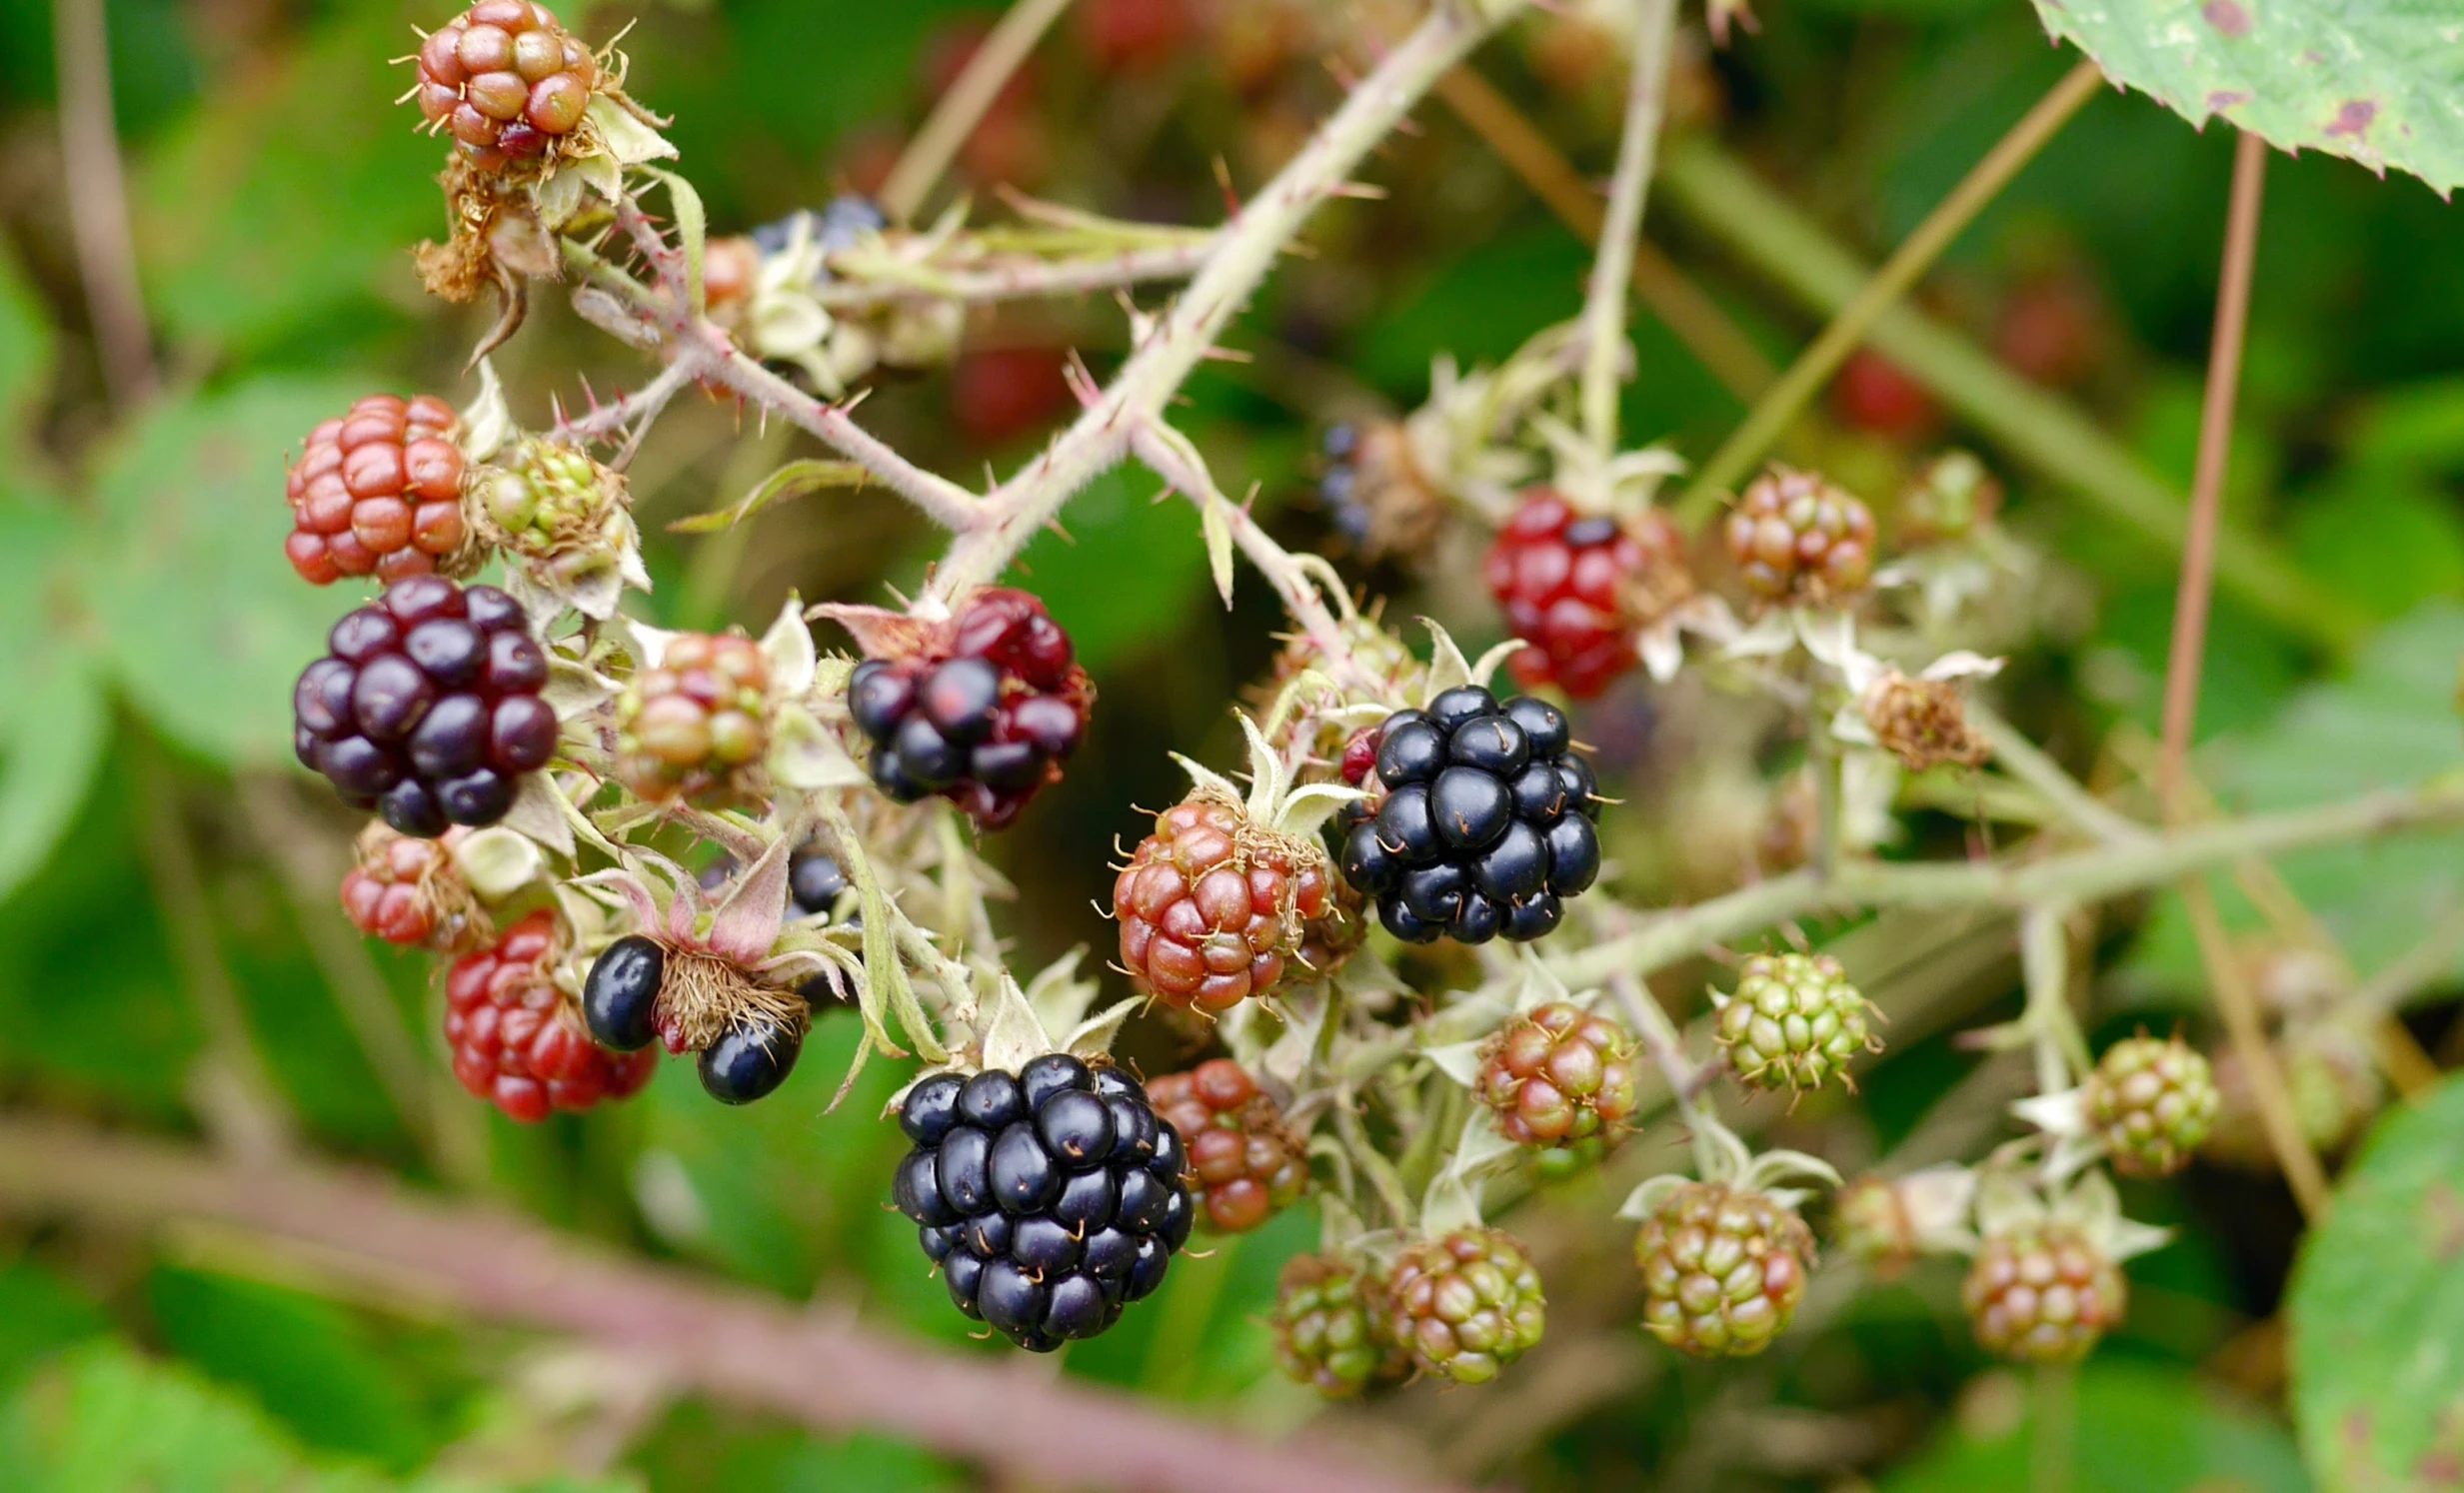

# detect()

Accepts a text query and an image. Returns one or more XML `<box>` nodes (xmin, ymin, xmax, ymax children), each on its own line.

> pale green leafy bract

<box><xmin>2288</xmin><ymin>1074</ymin><xmax>2464</xmax><ymax>1491</ymax></box>
<box><xmin>2125</xmin><ymin>601</ymin><xmax>2464</xmax><ymax>998</ymax></box>
<box><xmin>2033</xmin><ymin>0</ymin><xmax>2464</xmax><ymax>196</ymax></box>
<box><xmin>0</xmin><ymin>1339</ymin><xmax>632</xmax><ymax>1493</ymax></box>
<box><xmin>89</xmin><ymin>380</ymin><xmax>366</xmax><ymax>765</ymax></box>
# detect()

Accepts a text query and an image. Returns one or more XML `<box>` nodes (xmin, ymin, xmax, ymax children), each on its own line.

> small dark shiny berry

<box><xmin>943</xmin><ymin>1251</ymin><xmax>985</xmax><ymax>1318</ymax></box>
<box><xmin>352</xmin><ymin>654</ymin><xmax>436</xmax><ymax>742</ymax></box>
<box><xmin>1036</xmin><ymin>1089</ymin><xmax>1116</xmax><ymax>1167</ymax></box>
<box><xmin>894</xmin><ymin>714</ymin><xmax>964</xmax><ymax>787</ymax></box>
<box><xmin>1053</xmin><ymin>1168</ymin><xmax>1116</xmax><ymax>1230</ymax></box>
<box><xmin>959</xmin><ymin>1070</ymin><xmax>1027</xmax><ymax>1130</ymax></box>
<box><xmin>1400</xmin><ymin>861</ymin><xmax>1465</xmax><ymax>923</ymax></box>
<box><xmin>1544</xmin><ymin>815</ymin><xmax>1601</xmax><ymax>894</ymax></box>
<box><xmin>329</xmin><ymin>609</ymin><xmax>399</xmax><ymax>664</ymax></box>
<box><xmin>900</xmin><ymin>1072</ymin><xmax>967</xmax><ymax>1143</ymax></box>
<box><xmin>1374</xmin><ymin>719</ymin><xmax>1446</xmax><ymax>785</ymax></box>
<box><xmin>1425</xmin><ymin>686</ymin><xmax>1497</xmax><ymax>731</ymax></box>
<box><xmin>1375</xmin><ymin>782</ymin><xmax>1443</xmax><ymax>863</ymax></box>
<box><xmin>583</xmin><ymin>935</ymin><xmax>664</xmax><ymax>1050</ymax></box>
<box><xmin>1156</xmin><ymin>1188</ymin><xmax>1194</xmax><ymax>1251</ymax></box>
<box><xmin>379</xmin><ymin>777</ymin><xmax>448</xmax><ymax>837</ymax></box>
<box><xmin>1125</xmin><ymin>1236</ymin><xmax>1172</xmax><ymax>1301</ymax></box>
<box><xmin>1105</xmin><ymin>1094</ymin><xmax>1160</xmax><ymax>1161</ymax></box>
<box><xmin>1090</xmin><ymin>1068</ymin><xmax>1149</xmax><ymax>1105</ymax></box>
<box><xmin>294</xmin><ymin>659</ymin><xmax>356</xmax><ymax>736</ymax></box>
<box><xmin>1559</xmin><ymin>754</ymin><xmax>1602</xmax><ymax>818</ymax></box>
<box><xmin>464</xmin><ymin>584</ymin><xmax>524</xmax><ymax>634</ymax></box>
<box><xmin>1082</xmin><ymin>1226</ymin><xmax>1138</xmax><ymax>1278</ymax></box>
<box><xmin>896</xmin><ymin>1149</ymin><xmax>956</xmax><ymax>1227</ymax></box>
<box><xmin>1012</xmin><ymin>1215</ymin><xmax>1082</xmax><ymax>1274</ymax></box>
<box><xmin>1448</xmin><ymin>715</ymin><xmax>1529</xmax><ymax>775</ymax></box>
<box><xmin>1341</xmin><ymin>818</ymin><xmax>1399</xmax><ymax>893</ymax></box>
<box><xmin>919</xmin><ymin>1223</ymin><xmax>959</xmax><ymax>1262</ymax></box>
<box><xmin>1114</xmin><ymin>1167</ymin><xmax>1173</xmax><ymax>1233</ymax></box>
<box><xmin>1043</xmin><ymin>1274</ymin><xmax>1110</xmax><ymax>1339</ymax></box>
<box><xmin>848</xmin><ymin>660</ymin><xmax>912</xmax><ymax>739</ymax></box>
<box><xmin>967</xmin><ymin>1210</ymin><xmax>1014</xmax><ymax>1258</ymax></box>
<box><xmin>490</xmin><ymin>694</ymin><xmax>559</xmax><ymax>772</ymax></box>
<box><xmin>1020</xmin><ymin>1052</ymin><xmax>1093</xmax><ymax>1109</ymax></box>
<box><xmin>1507</xmin><ymin>761</ymin><xmax>1568</xmax><ymax>823</ymax></box>
<box><xmin>1504</xmin><ymin>892</ymin><xmax>1564</xmax><ymax>941</ymax></box>
<box><xmin>319</xmin><ymin>735</ymin><xmax>402</xmax><ymax>797</ymax></box>
<box><xmin>1429</xmin><ymin>766</ymin><xmax>1512</xmax><ymax>850</ymax></box>
<box><xmin>1379</xmin><ymin>897</ymin><xmax>1444</xmax><ymax>943</ymax></box>
<box><xmin>936</xmin><ymin>1125</ymin><xmax>995</xmax><ymax>1216</ymax></box>
<box><xmin>699</xmin><ymin>1015</ymin><xmax>802</xmax><ymax>1104</ymax></box>
<box><xmin>408</xmin><ymin>694</ymin><xmax>489</xmax><ymax>778</ymax></box>
<box><xmin>920</xmin><ymin>657</ymin><xmax>1003</xmax><ymax>745</ymax></box>
<box><xmin>977</xmin><ymin>1258</ymin><xmax>1047</xmax><ymax>1342</ymax></box>
<box><xmin>989</xmin><ymin>1121</ymin><xmax>1062</xmax><ymax>1213</ymax></box>
<box><xmin>871</xmin><ymin>745</ymin><xmax>928</xmax><ymax>801</ymax></box>
<box><xmin>382</xmin><ymin>575</ymin><xmax>461</xmax><ymax>625</ymax></box>
<box><xmin>1473</xmin><ymin>820</ymin><xmax>1550</xmax><ymax>901</ymax></box>
<box><xmin>1148</xmin><ymin>1122</ymin><xmax>1186</xmax><ymax>1181</ymax></box>
<box><xmin>1007</xmin><ymin>694</ymin><xmax>1083</xmax><ymax>757</ymax></box>
<box><xmin>1451</xmin><ymin>891</ymin><xmax>1504</xmax><ymax>942</ymax></box>
<box><xmin>1502</xmin><ymin>696</ymin><xmax>1570</xmax><ymax>756</ymax></box>
<box><xmin>437</xmin><ymin>767</ymin><xmax>514</xmax><ymax>825</ymax></box>
<box><xmin>404</xmin><ymin>619</ymin><xmax>486</xmax><ymax>689</ymax></box>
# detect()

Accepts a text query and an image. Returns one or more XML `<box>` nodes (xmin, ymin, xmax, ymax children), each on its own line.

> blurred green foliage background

<box><xmin>1</xmin><ymin>0</ymin><xmax>2462</xmax><ymax>1488</ymax></box>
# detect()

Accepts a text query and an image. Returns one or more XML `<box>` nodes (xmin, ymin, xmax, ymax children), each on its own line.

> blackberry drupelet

<box><xmin>848</xmin><ymin>588</ymin><xmax>1094</xmax><ymax>829</ymax></box>
<box><xmin>1335</xmin><ymin>687</ymin><xmax>1602</xmax><ymax>945</ymax></box>
<box><xmin>293</xmin><ymin>577</ymin><xmax>557</xmax><ymax>837</ymax></box>
<box><xmin>891</xmin><ymin>1056</ymin><xmax>1194</xmax><ymax>1351</ymax></box>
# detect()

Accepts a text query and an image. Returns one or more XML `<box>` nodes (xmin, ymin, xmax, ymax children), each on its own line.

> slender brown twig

<box><xmin>0</xmin><ymin>1117</ymin><xmax>1472</xmax><ymax>1493</ymax></box>
<box><xmin>879</xmin><ymin>0</ymin><xmax>1076</xmax><ymax>223</ymax></box>
<box><xmin>52</xmin><ymin>0</ymin><xmax>155</xmax><ymax>406</ymax></box>
<box><xmin>2156</xmin><ymin>132</ymin><xmax>2331</xmax><ymax>1219</ymax></box>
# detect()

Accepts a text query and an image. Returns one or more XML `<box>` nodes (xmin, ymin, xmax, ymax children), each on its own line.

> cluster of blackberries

<box><xmin>293</xmin><ymin>578</ymin><xmax>557</xmax><ymax>837</ymax></box>
<box><xmin>580</xmin><ymin>934</ymin><xmax>806</xmax><ymax>1105</ymax></box>
<box><xmin>848</xmin><ymin>589</ymin><xmax>1093</xmax><ymax>829</ymax></box>
<box><xmin>1337</xmin><ymin>687</ymin><xmax>1602</xmax><ymax>944</ymax></box>
<box><xmin>893</xmin><ymin>1057</ymin><xmax>1193</xmax><ymax>1351</ymax></box>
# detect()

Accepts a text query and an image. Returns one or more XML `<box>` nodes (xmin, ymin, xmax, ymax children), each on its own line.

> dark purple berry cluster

<box><xmin>1337</xmin><ymin>687</ymin><xmax>1602</xmax><ymax>944</ymax></box>
<box><xmin>893</xmin><ymin>1055</ymin><xmax>1194</xmax><ymax>1351</ymax></box>
<box><xmin>293</xmin><ymin>577</ymin><xmax>557</xmax><ymax>837</ymax></box>
<box><xmin>847</xmin><ymin>589</ymin><xmax>1093</xmax><ymax>830</ymax></box>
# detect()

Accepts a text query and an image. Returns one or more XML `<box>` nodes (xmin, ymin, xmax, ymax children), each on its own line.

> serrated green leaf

<box><xmin>2288</xmin><ymin>1073</ymin><xmax>2464</xmax><ymax>1492</ymax></box>
<box><xmin>88</xmin><ymin>380</ymin><xmax>364</xmax><ymax>765</ymax></box>
<box><xmin>2032</xmin><ymin>0</ymin><xmax>2464</xmax><ymax>196</ymax></box>
<box><xmin>2127</xmin><ymin>601</ymin><xmax>2464</xmax><ymax>994</ymax></box>
<box><xmin>1880</xmin><ymin>1360</ymin><xmax>2310</xmax><ymax>1493</ymax></box>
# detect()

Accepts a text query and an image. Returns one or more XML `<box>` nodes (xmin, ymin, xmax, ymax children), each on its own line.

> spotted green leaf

<box><xmin>2032</xmin><ymin>0</ymin><xmax>2464</xmax><ymax>196</ymax></box>
<box><xmin>2288</xmin><ymin>1073</ymin><xmax>2464</xmax><ymax>1491</ymax></box>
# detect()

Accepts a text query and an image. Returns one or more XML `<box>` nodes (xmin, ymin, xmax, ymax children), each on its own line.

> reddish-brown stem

<box><xmin>0</xmin><ymin>1117</ymin><xmax>1471</xmax><ymax>1493</ymax></box>
<box><xmin>2157</xmin><ymin>131</ymin><xmax>2331</xmax><ymax>1218</ymax></box>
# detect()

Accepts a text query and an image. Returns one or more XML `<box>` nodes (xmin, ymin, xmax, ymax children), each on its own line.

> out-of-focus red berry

<box><xmin>953</xmin><ymin>345</ymin><xmax>1074</xmax><ymax>449</ymax></box>
<box><xmin>1829</xmin><ymin>349</ymin><xmax>1939</xmax><ymax>441</ymax></box>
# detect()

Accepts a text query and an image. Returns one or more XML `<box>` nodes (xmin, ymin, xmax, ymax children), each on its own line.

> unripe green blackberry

<box><xmin>1269</xmin><ymin>1252</ymin><xmax>1410</xmax><ymax>1399</ymax></box>
<box><xmin>1386</xmin><ymin>1227</ymin><xmax>1547</xmax><ymax>1385</ymax></box>
<box><xmin>615</xmin><ymin>632</ymin><xmax>772</xmax><ymax>802</ymax></box>
<box><xmin>1962</xmin><ymin>1222</ymin><xmax>2125</xmax><ymax>1364</ymax></box>
<box><xmin>1713</xmin><ymin>952</ymin><xmax>1880</xmax><ymax>1094</ymax></box>
<box><xmin>1633</xmin><ymin>1182</ymin><xmax>1814</xmax><ymax>1358</ymax></box>
<box><xmin>474</xmin><ymin>436</ymin><xmax>635</xmax><ymax>601</ymax></box>
<box><xmin>1475</xmin><ymin>1000</ymin><xmax>1643</xmax><ymax>1180</ymax></box>
<box><xmin>2082</xmin><ymin>1034</ymin><xmax>2218</xmax><ymax>1178</ymax></box>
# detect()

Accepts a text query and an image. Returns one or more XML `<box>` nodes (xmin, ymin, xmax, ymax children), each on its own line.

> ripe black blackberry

<box><xmin>1335</xmin><ymin>687</ymin><xmax>1602</xmax><ymax>944</ymax></box>
<box><xmin>891</xmin><ymin>1056</ymin><xmax>1194</xmax><ymax>1351</ymax></box>
<box><xmin>847</xmin><ymin>588</ymin><xmax>1093</xmax><ymax>830</ymax></box>
<box><xmin>789</xmin><ymin>848</ymin><xmax>849</xmax><ymax>916</ymax></box>
<box><xmin>293</xmin><ymin>577</ymin><xmax>557</xmax><ymax>837</ymax></box>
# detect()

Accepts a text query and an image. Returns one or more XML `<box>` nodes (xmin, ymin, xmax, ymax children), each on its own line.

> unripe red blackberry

<box><xmin>1483</xmin><ymin>490</ymin><xmax>1683</xmax><ymax>701</ymax></box>
<box><xmin>1335</xmin><ymin>688</ymin><xmax>1602</xmax><ymax>945</ymax></box>
<box><xmin>293</xmin><ymin>578</ymin><xmax>558</xmax><ymax>837</ymax></box>
<box><xmin>414</xmin><ymin>1</ymin><xmax>601</xmax><ymax>174</ymax></box>
<box><xmin>1115</xmin><ymin>796</ymin><xmax>1338</xmax><ymax>1014</ymax></box>
<box><xmin>1722</xmin><ymin>466</ymin><xmax>1877</xmax><ymax>608</ymax></box>
<box><xmin>1386</xmin><ymin>1227</ymin><xmax>1547</xmax><ymax>1385</ymax></box>
<box><xmin>1633</xmin><ymin>1181</ymin><xmax>1815</xmax><ymax>1358</ymax></box>
<box><xmin>1830</xmin><ymin>348</ymin><xmax>1940</xmax><ymax>440</ymax></box>
<box><xmin>1961</xmin><ymin>1222</ymin><xmax>2125</xmax><ymax>1364</ymax></box>
<box><xmin>445</xmin><ymin>911</ymin><xmax>656</xmax><ymax>1122</ymax></box>
<box><xmin>339</xmin><ymin>821</ymin><xmax>488</xmax><ymax>952</ymax></box>
<box><xmin>1475</xmin><ymin>1000</ymin><xmax>1642</xmax><ymax>1179</ymax></box>
<box><xmin>1270</xmin><ymin>1252</ymin><xmax>1411</xmax><ymax>1399</ymax></box>
<box><xmin>284</xmin><ymin>395</ymin><xmax>469</xmax><ymax>586</ymax></box>
<box><xmin>615</xmin><ymin>632</ymin><xmax>772</xmax><ymax>803</ymax></box>
<box><xmin>892</xmin><ymin>1057</ymin><xmax>1194</xmax><ymax>1351</ymax></box>
<box><xmin>1147</xmin><ymin>1060</ymin><xmax>1306</xmax><ymax>1233</ymax></box>
<box><xmin>1712</xmin><ymin>951</ymin><xmax>1880</xmax><ymax>1095</ymax></box>
<box><xmin>1320</xmin><ymin>421</ymin><xmax>1443</xmax><ymax>564</ymax></box>
<box><xmin>847</xmin><ymin>588</ymin><xmax>1093</xmax><ymax>830</ymax></box>
<box><xmin>2082</xmin><ymin>1034</ymin><xmax>2218</xmax><ymax>1179</ymax></box>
